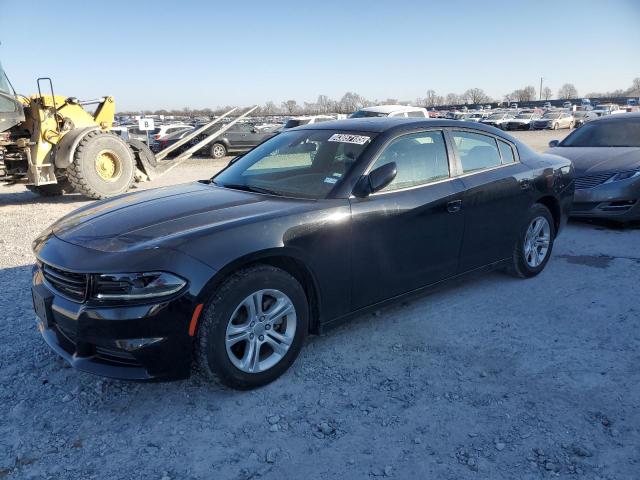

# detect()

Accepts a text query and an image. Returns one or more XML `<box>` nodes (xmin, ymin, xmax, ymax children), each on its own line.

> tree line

<box><xmin>120</xmin><ymin>78</ymin><xmax>640</xmax><ymax>117</ymax></box>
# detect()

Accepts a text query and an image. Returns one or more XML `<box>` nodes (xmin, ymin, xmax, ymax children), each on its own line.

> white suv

<box><xmin>349</xmin><ymin>105</ymin><xmax>428</xmax><ymax>118</ymax></box>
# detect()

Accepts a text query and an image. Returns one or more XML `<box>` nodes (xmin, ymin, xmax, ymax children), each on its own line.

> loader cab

<box><xmin>0</xmin><ymin>62</ymin><xmax>25</xmax><ymax>132</ymax></box>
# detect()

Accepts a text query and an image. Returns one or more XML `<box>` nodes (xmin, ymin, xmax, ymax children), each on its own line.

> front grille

<box><xmin>574</xmin><ymin>173</ymin><xmax>613</xmax><ymax>190</ymax></box>
<box><xmin>42</xmin><ymin>263</ymin><xmax>88</xmax><ymax>302</ymax></box>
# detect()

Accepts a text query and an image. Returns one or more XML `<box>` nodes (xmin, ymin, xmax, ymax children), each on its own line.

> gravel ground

<box><xmin>1</xmin><ymin>129</ymin><xmax>639</xmax><ymax>479</ymax></box>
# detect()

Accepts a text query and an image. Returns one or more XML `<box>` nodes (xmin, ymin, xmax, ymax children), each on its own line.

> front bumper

<box><xmin>571</xmin><ymin>179</ymin><xmax>640</xmax><ymax>221</ymax></box>
<box><xmin>31</xmin><ymin>233</ymin><xmax>217</xmax><ymax>381</ymax></box>
<box><xmin>32</xmin><ymin>268</ymin><xmax>196</xmax><ymax>380</ymax></box>
<box><xmin>531</xmin><ymin>122</ymin><xmax>553</xmax><ymax>130</ymax></box>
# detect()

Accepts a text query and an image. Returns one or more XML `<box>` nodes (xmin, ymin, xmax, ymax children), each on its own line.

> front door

<box><xmin>349</xmin><ymin>129</ymin><xmax>466</xmax><ymax>309</ymax></box>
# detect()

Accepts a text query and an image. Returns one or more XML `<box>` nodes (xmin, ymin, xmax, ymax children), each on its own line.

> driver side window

<box><xmin>370</xmin><ymin>131</ymin><xmax>450</xmax><ymax>192</ymax></box>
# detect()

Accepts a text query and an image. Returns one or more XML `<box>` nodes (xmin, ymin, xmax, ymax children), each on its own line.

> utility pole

<box><xmin>539</xmin><ymin>77</ymin><xmax>543</xmax><ymax>100</ymax></box>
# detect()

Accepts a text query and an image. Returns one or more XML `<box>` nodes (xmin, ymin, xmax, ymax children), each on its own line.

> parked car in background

<box><xmin>150</xmin><ymin>127</ymin><xmax>195</xmax><ymax>154</ymax></box>
<box><xmin>572</xmin><ymin>111</ymin><xmax>599</xmax><ymax>128</ymax></box>
<box><xmin>543</xmin><ymin>102</ymin><xmax>552</xmax><ymax>109</ymax></box>
<box><xmin>481</xmin><ymin>112</ymin><xmax>515</xmax><ymax>129</ymax></box>
<box><xmin>461</xmin><ymin>112</ymin><xmax>485</xmax><ymax>122</ymax></box>
<box><xmin>283</xmin><ymin>115</ymin><xmax>334</xmax><ymax>129</ymax></box>
<box><xmin>562</xmin><ymin>101</ymin><xmax>573</xmax><ymax>109</ymax></box>
<box><xmin>205</xmin><ymin>123</ymin><xmax>279</xmax><ymax>159</ymax></box>
<box><xmin>547</xmin><ymin>113</ymin><xmax>640</xmax><ymax>222</ymax></box>
<box><xmin>349</xmin><ymin>105</ymin><xmax>428</xmax><ymax>118</ymax></box>
<box><xmin>592</xmin><ymin>104</ymin><xmax>625</xmax><ymax>116</ymax></box>
<box><xmin>152</xmin><ymin>124</ymin><xmax>192</xmax><ymax>141</ymax></box>
<box><xmin>504</xmin><ymin>112</ymin><xmax>542</xmax><ymax>130</ymax></box>
<box><xmin>127</xmin><ymin>126</ymin><xmax>161</xmax><ymax>143</ymax></box>
<box><xmin>31</xmin><ymin>118</ymin><xmax>574</xmax><ymax>388</ymax></box>
<box><xmin>531</xmin><ymin>112</ymin><xmax>574</xmax><ymax>130</ymax></box>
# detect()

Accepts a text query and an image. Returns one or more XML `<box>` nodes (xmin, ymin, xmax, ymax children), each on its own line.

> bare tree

<box><xmin>558</xmin><ymin>83</ymin><xmax>579</xmax><ymax>99</ymax></box>
<box><xmin>629</xmin><ymin>77</ymin><xmax>640</xmax><ymax>96</ymax></box>
<box><xmin>463</xmin><ymin>88</ymin><xmax>490</xmax><ymax>105</ymax></box>
<box><xmin>281</xmin><ymin>100</ymin><xmax>299</xmax><ymax>115</ymax></box>
<box><xmin>262</xmin><ymin>101</ymin><xmax>278</xmax><ymax>115</ymax></box>
<box><xmin>338</xmin><ymin>92</ymin><xmax>366</xmax><ymax>113</ymax></box>
<box><xmin>445</xmin><ymin>93</ymin><xmax>461</xmax><ymax>105</ymax></box>
<box><xmin>542</xmin><ymin>86</ymin><xmax>553</xmax><ymax>100</ymax></box>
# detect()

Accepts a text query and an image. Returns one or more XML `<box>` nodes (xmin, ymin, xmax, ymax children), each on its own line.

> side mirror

<box><xmin>353</xmin><ymin>162</ymin><xmax>397</xmax><ymax>198</ymax></box>
<box><xmin>548</xmin><ymin>140</ymin><xmax>560</xmax><ymax>148</ymax></box>
<box><xmin>229</xmin><ymin>154</ymin><xmax>244</xmax><ymax>164</ymax></box>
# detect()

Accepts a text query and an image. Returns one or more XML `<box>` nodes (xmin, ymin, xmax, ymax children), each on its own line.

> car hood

<box><xmin>49</xmin><ymin>182</ymin><xmax>316</xmax><ymax>253</ymax></box>
<box><xmin>545</xmin><ymin>147</ymin><xmax>640</xmax><ymax>176</ymax></box>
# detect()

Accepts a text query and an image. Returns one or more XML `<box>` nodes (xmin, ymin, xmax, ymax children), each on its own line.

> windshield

<box><xmin>0</xmin><ymin>62</ymin><xmax>12</xmax><ymax>94</ymax></box>
<box><xmin>573</xmin><ymin>111</ymin><xmax>587</xmax><ymax>118</ymax></box>
<box><xmin>349</xmin><ymin>110</ymin><xmax>387</xmax><ymax>118</ymax></box>
<box><xmin>516</xmin><ymin>114</ymin><xmax>533</xmax><ymax>119</ymax></box>
<box><xmin>560</xmin><ymin>119</ymin><xmax>640</xmax><ymax>147</ymax></box>
<box><xmin>213</xmin><ymin>130</ymin><xmax>375</xmax><ymax>199</ymax></box>
<box><xmin>487</xmin><ymin>114</ymin><xmax>503</xmax><ymax>120</ymax></box>
<box><xmin>544</xmin><ymin>113</ymin><xmax>561</xmax><ymax>119</ymax></box>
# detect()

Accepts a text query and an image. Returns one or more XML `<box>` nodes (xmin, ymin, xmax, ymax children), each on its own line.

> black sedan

<box><xmin>31</xmin><ymin>119</ymin><xmax>574</xmax><ymax>389</ymax></box>
<box><xmin>547</xmin><ymin>113</ymin><xmax>640</xmax><ymax>222</ymax></box>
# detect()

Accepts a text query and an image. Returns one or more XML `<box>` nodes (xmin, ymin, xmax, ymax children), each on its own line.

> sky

<box><xmin>1</xmin><ymin>0</ymin><xmax>639</xmax><ymax>111</ymax></box>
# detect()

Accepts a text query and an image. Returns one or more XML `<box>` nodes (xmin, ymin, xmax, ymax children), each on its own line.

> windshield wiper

<box><xmin>220</xmin><ymin>183</ymin><xmax>282</xmax><ymax>196</ymax></box>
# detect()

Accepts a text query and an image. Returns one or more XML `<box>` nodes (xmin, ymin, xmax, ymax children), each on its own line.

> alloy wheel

<box><xmin>523</xmin><ymin>216</ymin><xmax>551</xmax><ymax>268</ymax></box>
<box><xmin>225</xmin><ymin>289</ymin><xmax>297</xmax><ymax>373</ymax></box>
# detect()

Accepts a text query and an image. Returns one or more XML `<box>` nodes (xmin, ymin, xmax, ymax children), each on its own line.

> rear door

<box><xmin>448</xmin><ymin>129</ymin><xmax>532</xmax><ymax>272</ymax></box>
<box><xmin>349</xmin><ymin>129</ymin><xmax>466</xmax><ymax>309</ymax></box>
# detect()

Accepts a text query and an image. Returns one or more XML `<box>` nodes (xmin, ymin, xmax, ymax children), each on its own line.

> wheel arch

<box><xmin>199</xmin><ymin>249</ymin><xmax>322</xmax><ymax>334</ymax></box>
<box><xmin>535</xmin><ymin>195</ymin><xmax>561</xmax><ymax>232</ymax></box>
<box><xmin>54</xmin><ymin>126</ymin><xmax>99</xmax><ymax>168</ymax></box>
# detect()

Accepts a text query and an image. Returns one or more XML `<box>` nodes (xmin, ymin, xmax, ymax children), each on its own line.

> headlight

<box><xmin>92</xmin><ymin>272</ymin><xmax>186</xmax><ymax>300</ymax></box>
<box><xmin>606</xmin><ymin>170</ymin><xmax>640</xmax><ymax>183</ymax></box>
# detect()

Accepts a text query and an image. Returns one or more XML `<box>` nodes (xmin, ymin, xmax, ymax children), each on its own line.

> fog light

<box><xmin>115</xmin><ymin>337</ymin><xmax>164</xmax><ymax>351</ymax></box>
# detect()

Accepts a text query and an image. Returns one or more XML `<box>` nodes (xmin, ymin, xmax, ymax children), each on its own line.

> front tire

<box><xmin>197</xmin><ymin>265</ymin><xmax>309</xmax><ymax>389</ymax></box>
<box><xmin>507</xmin><ymin>204</ymin><xmax>555</xmax><ymax>278</ymax></box>
<box><xmin>67</xmin><ymin>131</ymin><xmax>136</xmax><ymax>199</ymax></box>
<box><xmin>210</xmin><ymin>142</ymin><xmax>227</xmax><ymax>159</ymax></box>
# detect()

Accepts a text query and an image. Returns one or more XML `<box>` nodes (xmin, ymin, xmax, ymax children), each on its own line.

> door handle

<box><xmin>447</xmin><ymin>199</ymin><xmax>462</xmax><ymax>213</ymax></box>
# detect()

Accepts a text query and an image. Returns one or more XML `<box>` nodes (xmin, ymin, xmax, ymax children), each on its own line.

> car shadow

<box><xmin>0</xmin><ymin>188</ymin><xmax>92</xmax><ymax>207</ymax></box>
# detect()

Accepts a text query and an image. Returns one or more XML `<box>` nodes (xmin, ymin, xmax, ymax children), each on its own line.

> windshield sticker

<box><xmin>323</xmin><ymin>177</ymin><xmax>338</xmax><ymax>184</ymax></box>
<box><xmin>328</xmin><ymin>134</ymin><xmax>370</xmax><ymax>145</ymax></box>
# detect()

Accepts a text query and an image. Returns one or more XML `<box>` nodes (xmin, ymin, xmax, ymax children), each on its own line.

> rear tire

<box><xmin>25</xmin><ymin>177</ymin><xmax>74</xmax><ymax>197</ymax></box>
<box><xmin>507</xmin><ymin>204</ymin><xmax>555</xmax><ymax>278</ymax></box>
<box><xmin>67</xmin><ymin>131</ymin><xmax>135</xmax><ymax>199</ymax></box>
<box><xmin>197</xmin><ymin>265</ymin><xmax>308</xmax><ymax>389</ymax></box>
<box><xmin>210</xmin><ymin>142</ymin><xmax>227</xmax><ymax>159</ymax></box>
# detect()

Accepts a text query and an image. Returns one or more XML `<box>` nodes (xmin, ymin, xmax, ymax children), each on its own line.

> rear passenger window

<box><xmin>370</xmin><ymin>131</ymin><xmax>449</xmax><ymax>192</ymax></box>
<box><xmin>452</xmin><ymin>131</ymin><xmax>501</xmax><ymax>173</ymax></box>
<box><xmin>498</xmin><ymin>140</ymin><xmax>516</xmax><ymax>163</ymax></box>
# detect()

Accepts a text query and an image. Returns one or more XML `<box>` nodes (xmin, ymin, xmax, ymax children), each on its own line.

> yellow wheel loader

<box><xmin>0</xmin><ymin>63</ymin><xmax>155</xmax><ymax>199</ymax></box>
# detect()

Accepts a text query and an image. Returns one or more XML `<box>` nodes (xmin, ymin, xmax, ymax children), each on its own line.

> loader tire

<box><xmin>67</xmin><ymin>131</ymin><xmax>136</xmax><ymax>199</ymax></box>
<box><xmin>127</xmin><ymin>138</ymin><xmax>158</xmax><ymax>180</ymax></box>
<box><xmin>128</xmin><ymin>139</ymin><xmax>158</xmax><ymax>168</ymax></box>
<box><xmin>25</xmin><ymin>177</ymin><xmax>74</xmax><ymax>197</ymax></box>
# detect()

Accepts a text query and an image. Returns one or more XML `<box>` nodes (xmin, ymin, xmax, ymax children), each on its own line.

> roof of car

<box><xmin>591</xmin><ymin>112</ymin><xmax>640</xmax><ymax>122</ymax></box>
<box><xmin>295</xmin><ymin>117</ymin><xmax>513</xmax><ymax>134</ymax></box>
<box><xmin>357</xmin><ymin>104</ymin><xmax>425</xmax><ymax>114</ymax></box>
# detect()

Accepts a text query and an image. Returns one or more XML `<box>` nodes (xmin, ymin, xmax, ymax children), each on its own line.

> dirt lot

<box><xmin>1</xmin><ymin>129</ymin><xmax>639</xmax><ymax>480</ymax></box>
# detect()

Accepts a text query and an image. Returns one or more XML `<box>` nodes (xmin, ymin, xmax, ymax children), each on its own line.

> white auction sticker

<box><xmin>328</xmin><ymin>134</ymin><xmax>370</xmax><ymax>145</ymax></box>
